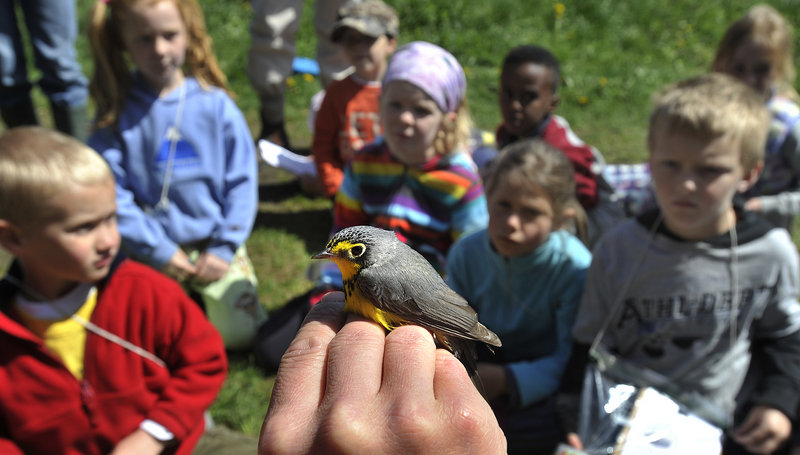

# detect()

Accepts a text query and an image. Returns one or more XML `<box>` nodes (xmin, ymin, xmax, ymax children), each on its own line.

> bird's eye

<box><xmin>350</xmin><ymin>244</ymin><xmax>366</xmax><ymax>258</ymax></box>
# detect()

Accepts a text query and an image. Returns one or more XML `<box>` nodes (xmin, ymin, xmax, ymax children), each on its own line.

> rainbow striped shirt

<box><xmin>334</xmin><ymin>138</ymin><xmax>488</xmax><ymax>273</ymax></box>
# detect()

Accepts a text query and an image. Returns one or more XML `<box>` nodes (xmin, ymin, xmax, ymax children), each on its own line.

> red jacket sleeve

<box><xmin>312</xmin><ymin>90</ymin><xmax>345</xmax><ymax>198</ymax></box>
<box><xmin>0</xmin><ymin>439</ymin><xmax>25</xmax><ymax>455</ymax></box>
<box><xmin>93</xmin><ymin>261</ymin><xmax>228</xmax><ymax>445</ymax></box>
<box><xmin>142</xmin><ymin>278</ymin><xmax>227</xmax><ymax>440</ymax></box>
<box><xmin>542</xmin><ymin>118</ymin><xmax>599</xmax><ymax>209</ymax></box>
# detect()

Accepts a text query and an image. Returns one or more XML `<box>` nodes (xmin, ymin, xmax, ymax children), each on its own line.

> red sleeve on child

<box><xmin>542</xmin><ymin>118</ymin><xmax>599</xmax><ymax>209</ymax></box>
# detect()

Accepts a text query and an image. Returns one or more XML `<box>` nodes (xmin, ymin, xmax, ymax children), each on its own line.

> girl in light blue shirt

<box><xmin>447</xmin><ymin>138</ymin><xmax>591</xmax><ymax>455</ymax></box>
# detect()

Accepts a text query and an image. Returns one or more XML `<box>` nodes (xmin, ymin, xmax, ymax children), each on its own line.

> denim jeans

<box><xmin>0</xmin><ymin>0</ymin><xmax>87</xmax><ymax>107</ymax></box>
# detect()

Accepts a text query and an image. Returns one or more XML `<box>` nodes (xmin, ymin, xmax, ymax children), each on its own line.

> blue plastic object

<box><xmin>292</xmin><ymin>57</ymin><xmax>320</xmax><ymax>76</ymax></box>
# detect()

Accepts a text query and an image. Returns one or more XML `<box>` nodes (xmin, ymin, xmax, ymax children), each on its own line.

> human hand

<box><xmin>732</xmin><ymin>405</ymin><xmax>792</xmax><ymax>454</ymax></box>
<box><xmin>259</xmin><ymin>291</ymin><xmax>507</xmax><ymax>455</ymax></box>
<box><xmin>162</xmin><ymin>249</ymin><xmax>197</xmax><ymax>281</ymax></box>
<box><xmin>565</xmin><ymin>432</ymin><xmax>583</xmax><ymax>450</ymax></box>
<box><xmin>340</xmin><ymin>142</ymin><xmax>356</xmax><ymax>162</ymax></box>
<box><xmin>193</xmin><ymin>252</ymin><xmax>229</xmax><ymax>284</ymax></box>
<box><xmin>744</xmin><ymin>197</ymin><xmax>763</xmax><ymax>212</ymax></box>
<box><xmin>299</xmin><ymin>174</ymin><xmax>325</xmax><ymax>197</ymax></box>
<box><xmin>477</xmin><ymin>362</ymin><xmax>508</xmax><ymax>403</ymax></box>
<box><xmin>109</xmin><ymin>428</ymin><xmax>164</xmax><ymax>455</ymax></box>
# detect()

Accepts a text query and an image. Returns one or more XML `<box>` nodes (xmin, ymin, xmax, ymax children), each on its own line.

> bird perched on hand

<box><xmin>312</xmin><ymin>225</ymin><xmax>501</xmax><ymax>380</ymax></box>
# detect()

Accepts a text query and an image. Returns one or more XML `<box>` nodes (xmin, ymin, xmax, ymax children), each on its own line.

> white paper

<box><xmin>258</xmin><ymin>139</ymin><xmax>317</xmax><ymax>177</ymax></box>
<box><xmin>617</xmin><ymin>388</ymin><xmax>722</xmax><ymax>455</ymax></box>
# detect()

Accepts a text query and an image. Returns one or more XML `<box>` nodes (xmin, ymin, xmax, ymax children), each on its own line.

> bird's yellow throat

<box><xmin>327</xmin><ymin>241</ymin><xmax>361</xmax><ymax>280</ymax></box>
<box><xmin>327</xmin><ymin>241</ymin><xmax>401</xmax><ymax>331</ymax></box>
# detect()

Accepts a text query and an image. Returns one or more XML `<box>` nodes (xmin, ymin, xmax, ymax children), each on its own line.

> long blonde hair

<box><xmin>712</xmin><ymin>4</ymin><xmax>798</xmax><ymax>101</ymax></box>
<box><xmin>434</xmin><ymin>99</ymin><xmax>475</xmax><ymax>157</ymax></box>
<box><xmin>88</xmin><ymin>0</ymin><xmax>231</xmax><ymax>129</ymax></box>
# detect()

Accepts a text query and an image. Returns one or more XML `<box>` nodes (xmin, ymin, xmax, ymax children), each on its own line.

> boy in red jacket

<box><xmin>0</xmin><ymin>127</ymin><xmax>229</xmax><ymax>455</ymax></box>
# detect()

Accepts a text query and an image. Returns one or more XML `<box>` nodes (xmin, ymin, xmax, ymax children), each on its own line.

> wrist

<box><xmin>139</xmin><ymin>419</ymin><xmax>175</xmax><ymax>445</ymax></box>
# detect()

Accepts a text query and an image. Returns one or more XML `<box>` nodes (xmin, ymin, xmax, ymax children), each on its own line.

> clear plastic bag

<box><xmin>574</xmin><ymin>350</ymin><xmax>725</xmax><ymax>455</ymax></box>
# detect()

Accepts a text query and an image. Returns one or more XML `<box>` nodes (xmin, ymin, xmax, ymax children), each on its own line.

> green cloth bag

<box><xmin>185</xmin><ymin>245</ymin><xmax>268</xmax><ymax>350</ymax></box>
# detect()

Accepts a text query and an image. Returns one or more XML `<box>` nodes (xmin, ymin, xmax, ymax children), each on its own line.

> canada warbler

<box><xmin>312</xmin><ymin>225</ymin><xmax>501</xmax><ymax>377</ymax></box>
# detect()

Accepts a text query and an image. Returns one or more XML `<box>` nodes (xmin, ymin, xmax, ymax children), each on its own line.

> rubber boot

<box><xmin>259</xmin><ymin>111</ymin><xmax>291</xmax><ymax>152</ymax></box>
<box><xmin>257</xmin><ymin>93</ymin><xmax>292</xmax><ymax>151</ymax></box>
<box><xmin>51</xmin><ymin>102</ymin><xmax>88</xmax><ymax>143</ymax></box>
<box><xmin>0</xmin><ymin>96</ymin><xmax>39</xmax><ymax>129</ymax></box>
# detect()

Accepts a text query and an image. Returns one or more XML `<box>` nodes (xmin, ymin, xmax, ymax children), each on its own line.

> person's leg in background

<box><xmin>22</xmin><ymin>0</ymin><xmax>89</xmax><ymax>142</ymax></box>
<box><xmin>248</xmin><ymin>0</ymin><xmax>357</xmax><ymax>150</ymax></box>
<box><xmin>0</xmin><ymin>0</ymin><xmax>39</xmax><ymax>130</ymax></box>
<box><xmin>313</xmin><ymin>0</ymin><xmax>355</xmax><ymax>88</ymax></box>
<box><xmin>4</xmin><ymin>0</ymin><xmax>89</xmax><ymax>141</ymax></box>
<box><xmin>247</xmin><ymin>0</ymin><xmax>302</xmax><ymax>149</ymax></box>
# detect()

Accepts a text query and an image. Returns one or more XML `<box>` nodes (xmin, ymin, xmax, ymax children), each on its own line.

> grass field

<box><xmin>4</xmin><ymin>0</ymin><xmax>800</xmax><ymax>438</ymax></box>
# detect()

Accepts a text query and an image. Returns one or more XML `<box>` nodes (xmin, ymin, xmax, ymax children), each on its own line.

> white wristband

<box><xmin>139</xmin><ymin>419</ymin><xmax>175</xmax><ymax>443</ymax></box>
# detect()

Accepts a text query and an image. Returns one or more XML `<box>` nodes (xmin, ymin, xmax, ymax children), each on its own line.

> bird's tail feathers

<box><xmin>434</xmin><ymin>333</ymin><xmax>487</xmax><ymax>398</ymax></box>
<box><xmin>473</xmin><ymin>322</ymin><xmax>502</xmax><ymax>348</ymax></box>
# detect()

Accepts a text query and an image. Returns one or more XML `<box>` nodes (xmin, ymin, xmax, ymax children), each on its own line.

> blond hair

<box><xmin>712</xmin><ymin>4</ymin><xmax>798</xmax><ymax>101</ymax></box>
<box><xmin>434</xmin><ymin>99</ymin><xmax>475</xmax><ymax>157</ymax></box>
<box><xmin>648</xmin><ymin>73</ymin><xmax>770</xmax><ymax>173</ymax></box>
<box><xmin>0</xmin><ymin>127</ymin><xmax>113</xmax><ymax>223</ymax></box>
<box><xmin>484</xmin><ymin>138</ymin><xmax>587</xmax><ymax>241</ymax></box>
<box><xmin>88</xmin><ymin>0</ymin><xmax>231</xmax><ymax>129</ymax></box>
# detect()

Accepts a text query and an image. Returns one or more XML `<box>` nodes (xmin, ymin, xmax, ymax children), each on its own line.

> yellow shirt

<box><xmin>15</xmin><ymin>285</ymin><xmax>98</xmax><ymax>380</ymax></box>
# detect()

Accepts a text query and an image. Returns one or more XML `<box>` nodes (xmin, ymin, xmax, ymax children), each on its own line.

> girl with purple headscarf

<box><xmin>329</xmin><ymin>41</ymin><xmax>488</xmax><ymax>276</ymax></box>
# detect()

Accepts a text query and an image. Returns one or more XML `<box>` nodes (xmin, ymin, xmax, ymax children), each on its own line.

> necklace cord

<box><xmin>3</xmin><ymin>275</ymin><xmax>167</xmax><ymax>368</ymax></box>
<box><xmin>592</xmin><ymin>212</ymin><xmax>741</xmax><ymax>360</ymax></box>
<box><xmin>156</xmin><ymin>82</ymin><xmax>187</xmax><ymax>211</ymax></box>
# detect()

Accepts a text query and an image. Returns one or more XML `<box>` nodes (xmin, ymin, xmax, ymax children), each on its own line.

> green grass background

<box><xmin>3</xmin><ymin>0</ymin><xmax>800</xmax><ymax>437</ymax></box>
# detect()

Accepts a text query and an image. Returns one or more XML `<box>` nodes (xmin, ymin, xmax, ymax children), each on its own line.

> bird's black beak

<box><xmin>312</xmin><ymin>250</ymin><xmax>334</xmax><ymax>260</ymax></box>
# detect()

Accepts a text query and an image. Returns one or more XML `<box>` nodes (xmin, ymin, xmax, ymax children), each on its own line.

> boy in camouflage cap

<box><xmin>307</xmin><ymin>0</ymin><xmax>398</xmax><ymax>197</ymax></box>
<box><xmin>331</xmin><ymin>0</ymin><xmax>399</xmax><ymax>44</ymax></box>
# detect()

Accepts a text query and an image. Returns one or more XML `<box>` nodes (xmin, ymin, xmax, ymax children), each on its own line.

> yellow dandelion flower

<box><xmin>599</xmin><ymin>77</ymin><xmax>608</xmax><ymax>87</ymax></box>
<box><xmin>286</xmin><ymin>77</ymin><xmax>297</xmax><ymax>87</ymax></box>
<box><xmin>578</xmin><ymin>95</ymin><xmax>588</xmax><ymax>105</ymax></box>
<box><xmin>554</xmin><ymin>3</ymin><xmax>565</xmax><ymax>19</ymax></box>
<box><xmin>303</xmin><ymin>73</ymin><xmax>315</xmax><ymax>82</ymax></box>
